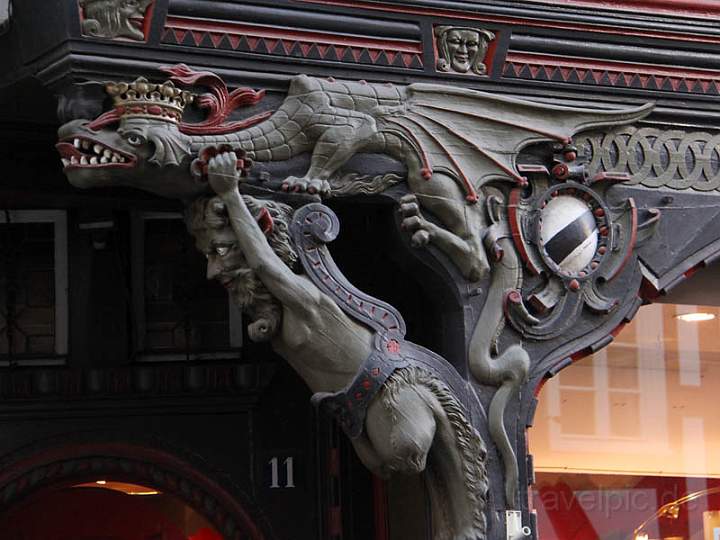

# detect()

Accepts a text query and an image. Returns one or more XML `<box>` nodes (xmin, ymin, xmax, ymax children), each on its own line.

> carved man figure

<box><xmin>188</xmin><ymin>150</ymin><xmax>488</xmax><ymax>540</ymax></box>
<box><xmin>435</xmin><ymin>26</ymin><xmax>495</xmax><ymax>75</ymax></box>
<box><xmin>79</xmin><ymin>0</ymin><xmax>153</xmax><ymax>41</ymax></box>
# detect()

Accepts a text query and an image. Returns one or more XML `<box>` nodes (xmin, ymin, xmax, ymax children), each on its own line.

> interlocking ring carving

<box><xmin>578</xmin><ymin>126</ymin><xmax>720</xmax><ymax>192</ymax></box>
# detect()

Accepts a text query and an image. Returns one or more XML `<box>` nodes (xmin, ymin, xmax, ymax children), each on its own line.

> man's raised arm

<box><xmin>207</xmin><ymin>151</ymin><xmax>318</xmax><ymax>311</ymax></box>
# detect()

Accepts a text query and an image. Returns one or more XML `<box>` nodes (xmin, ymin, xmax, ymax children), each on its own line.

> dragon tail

<box><xmin>469</xmin><ymin>236</ymin><xmax>530</xmax><ymax>509</ymax></box>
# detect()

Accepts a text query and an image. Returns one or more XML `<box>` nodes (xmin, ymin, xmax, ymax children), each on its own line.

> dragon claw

<box><xmin>398</xmin><ymin>194</ymin><xmax>432</xmax><ymax>247</ymax></box>
<box><xmin>282</xmin><ymin>176</ymin><xmax>329</xmax><ymax>197</ymax></box>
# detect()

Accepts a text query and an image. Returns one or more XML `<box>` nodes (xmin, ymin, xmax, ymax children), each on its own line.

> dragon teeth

<box><xmin>100</xmin><ymin>157</ymin><xmax>109</xmax><ymax>164</ymax></box>
<box><xmin>80</xmin><ymin>156</ymin><xmax>88</xmax><ymax>165</ymax></box>
<box><xmin>111</xmin><ymin>155</ymin><xmax>119</xmax><ymax>163</ymax></box>
<box><xmin>90</xmin><ymin>156</ymin><xmax>98</xmax><ymax>165</ymax></box>
<box><xmin>93</xmin><ymin>144</ymin><xmax>103</xmax><ymax>155</ymax></box>
<box><xmin>103</xmin><ymin>149</ymin><xmax>112</xmax><ymax>158</ymax></box>
<box><xmin>73</xmin><ymin>138</ymin><xmax>81</xmax><ymax>148</ymax></box>
<box><xmin>70</xmin><ymin>156</ymin><xmax>78</xmax><ymax>164</ymax></box>
<box><xmin>61</xmin><ymin>158</ymin><xmax>70</xmax><ymax>167</ymax></box>
<box><xmin>81</xmin><ymin>140</ymin><xmax>90</xmax><ymax>150</ymax></box>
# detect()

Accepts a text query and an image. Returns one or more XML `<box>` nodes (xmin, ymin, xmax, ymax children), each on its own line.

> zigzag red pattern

<box><xmin>162</xmin><ymin>16</ymin><xmax>423</xmax><ymax>70</ymax></box>
<box><xmin>503</xmin><ymin>52</ymin><xmax>720</xmax><ymax>95</ymax></box>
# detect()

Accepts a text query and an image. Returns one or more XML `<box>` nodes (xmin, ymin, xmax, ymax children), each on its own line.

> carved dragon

<box><xmin>57</xmin><ymin>65</ymin><xmax>654</xmax><ymax>511</ymax></box>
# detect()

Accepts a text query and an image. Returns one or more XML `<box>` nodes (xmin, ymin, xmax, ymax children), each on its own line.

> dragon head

<box><xmin>57</xmin><ymin>77</ymin><xmax>201</xmax><ymax>198</ymax></box>
<box><xmin>57</xmin><ymin>65</ymin><xmax>270</xmax><ymax>200</ymax></box>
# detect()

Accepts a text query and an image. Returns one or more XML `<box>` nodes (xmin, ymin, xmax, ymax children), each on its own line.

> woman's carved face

<box><xmin>445</xmin><ymin>29</ymin><xmax>481</xmax><ymax>73</ymax></box>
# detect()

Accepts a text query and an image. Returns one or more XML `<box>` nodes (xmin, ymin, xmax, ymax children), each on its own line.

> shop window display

<box><xmin>531</xmin><ymin>303</ymin><xmax>720</xmax><ymax>540</ymax></box>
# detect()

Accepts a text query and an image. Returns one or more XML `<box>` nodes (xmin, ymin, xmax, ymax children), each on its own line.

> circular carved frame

<box><xmin>0</xmin><ymin>436</ymin><xmax>270</xmax><ymax>540</ymax></box>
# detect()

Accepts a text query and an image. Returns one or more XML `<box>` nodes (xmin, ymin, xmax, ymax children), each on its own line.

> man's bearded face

<box><xmin>194</xmin><ymin>224</ymin><xmax>280</xmax><ymax>342</ymax></box>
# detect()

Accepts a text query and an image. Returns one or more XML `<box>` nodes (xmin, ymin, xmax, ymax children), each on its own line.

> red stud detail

<box><xmin>386</xmin><ymin>339</ymin><xmax>401</xmax><ymax>354</ymax></box>
<box><xmin>466</xmin><ymin>194</ymin><xmax>479</xmax><ymax>204</ymax></box>
<box><xmin>598</xmin><ymin>246</ymin><xmax>607</xmax><ymax>255</ymax></box>
<box><xmin>355</xmin><ymin>392</ymin><xmax>364</xmax><ymax>400</ymax></box>
<box><xmin>147</xmin><ymin>105</ymin><xmax>163</xmax><ymax>115</ymax></box>
<box><xmin>551</xmin><ymin>191</ymin><xmax>559</xmax><ymax>198</ymax></box>
<box><xmin>594</xmin><ymin>208</ymin><xmax>605</xmax><ymax>217</ymax></box>
<box><xmin>569</xmin><ymin>279</ymin><xmax>580</xmax><ymax>291</ymax></box>
<box><xmin>421</xmin><ymin>167</ymin><xmax>433</xmax><ymax>180</ymax></box>
<box><xmin>362</xmin><ymin>379</ymin><xmax>371</xmax><ymax>389</ymax></box>
<box><xmin>257</xmin><ymin>207</ymin><xmax>274</xmax><ymax>235</ymax></box>
<box><xmin>564</xmin><ymin>151</ymin><xmax>577</xmax><ymax>162</ymax></box>
<box><xmin>370</xmin><ymin>368</ymin><xmax>380</xmax><ymax>377</ymax></box>
<box><xmin>552</xmin><ymin>163</ymin><xmax>569</xmax><ymax>180</ymax></box>
<box><xmin>591</xmin><ymin>261</ymin><xmax>599</xmax><ymax>269</ymax></box>
<box><xmin>600</xmin><ymin>226</ymin><xmax>609</xmax><ymax>237</ymax></box>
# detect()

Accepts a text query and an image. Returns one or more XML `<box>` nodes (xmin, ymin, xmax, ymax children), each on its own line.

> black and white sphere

<box><xmin>539</xmin><ymin>196</ymin><xmax>598</xmax><ymax>275</ymax></box>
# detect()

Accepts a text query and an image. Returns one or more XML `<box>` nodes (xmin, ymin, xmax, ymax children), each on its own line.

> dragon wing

<box><xmin>384</xmin><ymin>84</ymin><xmax>653</xmax><ymax>202</ymax></box>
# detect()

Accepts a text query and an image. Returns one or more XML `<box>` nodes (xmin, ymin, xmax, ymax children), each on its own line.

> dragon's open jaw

<box><xmin>55</xmin><ymin>137</ymin><xmax>135</xmax><ymax>170</ymax></box>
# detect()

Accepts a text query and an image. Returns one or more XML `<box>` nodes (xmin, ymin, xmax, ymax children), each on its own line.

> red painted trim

<box><xmin>484</xmin><ymin>34</ymin><xmax>500</xmax><ymax>78</ymax></box>
<box><xmin>165</xmin><ymin>16</ymin><xmax>422</xmax><ymax>53</ymax></box>
<box><xmin>373</xmin><ymin>477</ymin><xmax>389</xmax><ymax>540</ymax></box>
<box><xmin>508</xmin><ymin>188</ymin><xmax>541</xmax><ymax>275</ymax></box>
<box><xmin>294</xmin><ymin>0</ymin><xmax>720</xmax><ymax>45</ymax></box>
<box><xmin>141</xmin><ymin>1</ymin><xmax>156</xmax><ymax>42</ymax></box>
<box><xmin>506</xmin><ymin>51</ymin><xmax>720</xmax><ymax>80</ymax></box>
<box><xmin>520</xmin><ymin>0</ymin><xmax>720</xmax><ymax>20</ymax></box>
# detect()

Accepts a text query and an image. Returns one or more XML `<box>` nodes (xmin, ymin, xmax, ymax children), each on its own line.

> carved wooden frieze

<box><xmin>56</xmin><ymin>65</ymin><xmax>671</xmax><ymax>539</ymax></box>
<box><xmin>580</xmin><ymin>125</ymin><xmax>720</xmax><ymax>191</ymax></box>
<box><xmin>78</xmin><ymin>0</ymin><xmax>154</xmax><ymax>41</ymax></box>
<box><xmin>435</xmin><ymin>26</ymin><xmax>495</xmax><ymax>75</ymax></box>
<box><xmin>160</xmin><ymin>11</ymin><xmax>424</xmax><ymax>70</ymax></box>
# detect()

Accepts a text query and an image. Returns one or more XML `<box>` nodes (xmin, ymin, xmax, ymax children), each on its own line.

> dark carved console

<box><xmin>3</xmin><ymin>1</ymin><xmax>720</xmax><ymax>539</ymax></box>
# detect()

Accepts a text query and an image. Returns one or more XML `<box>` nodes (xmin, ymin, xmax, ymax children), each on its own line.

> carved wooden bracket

<box><xmin>56</xmin><ymin>65</ymin><xmax>713</xmax><ymax>540</ymax></box>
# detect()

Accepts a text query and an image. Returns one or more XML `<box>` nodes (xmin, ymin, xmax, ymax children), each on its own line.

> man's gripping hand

<box><xmin>207</xmin><ymin>150</ymin><xmax>241</xmax><ymax>197</ymax></box>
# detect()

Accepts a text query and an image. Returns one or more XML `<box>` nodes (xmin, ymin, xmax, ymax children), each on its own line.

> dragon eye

<box><xmin>215</xmin><ymin>246</ymin><xmax>231</xmax><ymax>256</ymax></box>
<box><xmin>126</xmin><ymin>134</ymin><xmax>145</xmax><ymax>146</ymax></box>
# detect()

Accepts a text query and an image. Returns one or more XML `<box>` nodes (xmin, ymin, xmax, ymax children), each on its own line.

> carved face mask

<box><xmin>445</xmin><ymin>29</ymin><xmax>480</xmax><ymax>73</ymax></box>
<box><xmin>80</xmin><ymin>0</ymin><xmax>152</xmax><ymax>41</ymax></box>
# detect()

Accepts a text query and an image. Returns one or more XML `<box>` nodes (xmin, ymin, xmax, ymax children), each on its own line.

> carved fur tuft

<box><xmin>382</xmin><ymin>367</ymin><xmax>488</xmax><ymax>538</ymax></box>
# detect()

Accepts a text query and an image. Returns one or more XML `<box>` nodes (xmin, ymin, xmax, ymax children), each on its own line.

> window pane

<box><xmin>142</xmin><ymin>218</ymin><xmax>231</xmax><ymax>354</ymax></box>
<box><xmin>530</xmin><ymin>303</ymin><xmax>720</xmax><ymax>539</ymax></box>
<box><xmin>0</xmin><ymin>222</ymin><xmax>55</xmax><ymax>357</ymax></box>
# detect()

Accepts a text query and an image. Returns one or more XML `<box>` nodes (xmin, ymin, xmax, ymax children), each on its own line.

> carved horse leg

<box><xmin>354</xmin><ymin>371</ymin><xmax>487</xmax><ymax>540</ymax></box>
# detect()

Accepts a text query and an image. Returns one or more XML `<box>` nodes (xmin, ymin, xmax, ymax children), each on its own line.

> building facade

<box><xmin>2</xmin><ymin>1</ymin><xmax>720</xmax><ymax>539</ymax></box>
